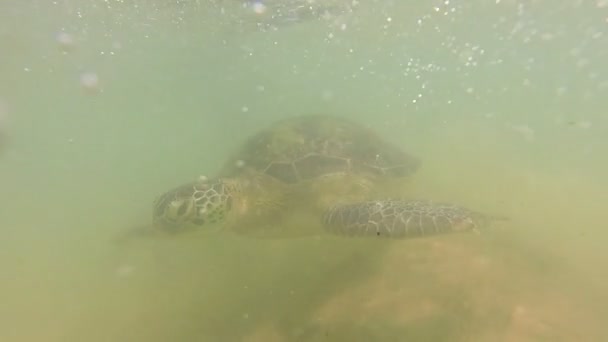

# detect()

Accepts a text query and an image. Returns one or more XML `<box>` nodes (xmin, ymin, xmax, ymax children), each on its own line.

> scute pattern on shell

<box><xmin>220</xmin><ymin>115</ymin><xmax>420</xmax><ymax>184</ymax></box>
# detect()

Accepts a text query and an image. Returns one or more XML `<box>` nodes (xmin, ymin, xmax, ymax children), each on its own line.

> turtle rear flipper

<box><xmin>323</xmin><ymin>200</ymin><xmax>507</xmax><ymax>239</ymax></box>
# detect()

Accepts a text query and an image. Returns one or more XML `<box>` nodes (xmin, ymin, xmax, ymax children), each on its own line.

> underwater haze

<box><xmin>1</xmin><ymin>0</ymin><xmax>607</xmax><ymax>341</ymax></box>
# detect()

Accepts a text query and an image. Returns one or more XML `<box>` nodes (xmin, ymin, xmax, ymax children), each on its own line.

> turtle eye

<box><xmin>177</xmin><ymin>202</ymin><xmax>188</xmax><ymax>217</ymax></box>
<box><xmin>166</xmin><ymin>198</ymin><xmax>194</xmax><ymax>220</ymax></box>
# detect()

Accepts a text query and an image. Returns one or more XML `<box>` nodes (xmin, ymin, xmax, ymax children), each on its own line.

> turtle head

<box><xmin>152</xmin><ymin>178</ymin><xmax>238</xmax><ymax>233</ymax></box>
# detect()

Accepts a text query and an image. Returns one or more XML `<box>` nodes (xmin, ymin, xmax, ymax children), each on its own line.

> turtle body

<box><xmin>151</xmin><ymin>115</ymin><xmax>498</xmax><ymax>239</ymax></box>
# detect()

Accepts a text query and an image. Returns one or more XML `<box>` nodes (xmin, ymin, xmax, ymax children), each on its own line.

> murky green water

<box><xmin>1</xmin><ymin>1</ymin><xmax>607</xmax><ymax>341</ymax></box>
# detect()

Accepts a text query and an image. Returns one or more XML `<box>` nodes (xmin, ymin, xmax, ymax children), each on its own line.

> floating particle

<box><xmin>513</xmin><ymin>305</ymin><xmax>527</xmax><ymax>317</ymax></box>
<box><xmin>80</xmin><ymin>72</ymin><xmax>100</xmax><ymax>94</ymax></box>
<box><xmin>577</xmin><ymin>121</ymin><xmax>592</xmax><ymax>129</ymax></box>
<box><xmin>0</xmin><ymin>99</ymin><xmax>6</xmax><ymax>150</ymax></box>
<box><xmin>508</xmin><ymin>123</ymin><xmax>535</xmax><ymax>142</ymax></box>
<box><xmin>567</xmin><ymin>120</ymin><xmax>592</xmax><ymax>129</ymax></box>
<box><xmin>56</xmin><ymin>31</ymin><xmax>75</xmax><ymax>52</ymax></box>
<box><xmin>235</xmin><ymin>160</ymin><xmax>246</xmax><ymax>168</ymax></box>
<box><xmin>321</xmin><ymin>90</ymin><xmax>334</xmax><ymax>101</ymax></box>
<box><xmin>251</xmin><ymin>1</ymin><xmax>266</xmax><ymax>14</ymax></box>
<box><xmin>115</xmin><ymin>264</ymin><xmax>135</xmax><ymax>277</ymax></box>
<box><xmin>0</xmin><ymin>99</ymin><xmax>6</xmax><ymax>129</ymax></box>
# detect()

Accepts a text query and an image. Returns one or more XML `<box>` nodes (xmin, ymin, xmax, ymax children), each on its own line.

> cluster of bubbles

<box><xmin>38</xmin><ymin>0</ymin><xmax>604</xmax><ymax>150</ymax></box>
<box><xmin>239</xmin><ymin>0</ymin><xmax>358</xmax><ymax>32</ymax></box>
<box><xmin>402</xmin><ymin>1</ymin><xmax>604</xmax><ymax>137</ymax></box>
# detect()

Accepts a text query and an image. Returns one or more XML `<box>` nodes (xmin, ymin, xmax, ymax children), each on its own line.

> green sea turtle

<box><xmin>149</xmin><ymin>115</ymin><xmax>501</xmax><ymax>239</ymax></box>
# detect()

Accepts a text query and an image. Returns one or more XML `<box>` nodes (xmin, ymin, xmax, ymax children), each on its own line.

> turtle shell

<box><xmin>219</xmin><ymin>115</ymin><xmax>420</xmax><ymax>184</ymax></box>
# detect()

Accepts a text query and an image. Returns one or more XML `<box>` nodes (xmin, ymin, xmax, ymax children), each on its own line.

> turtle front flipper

<box><xmin>322</xmin><ymin>200</ymin><xmax>507</xmax><ymax>239</ymax></box>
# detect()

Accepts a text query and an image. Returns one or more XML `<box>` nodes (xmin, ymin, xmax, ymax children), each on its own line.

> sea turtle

<box><xmin>149</xmin><ymin>115</ymin><xmax>500</xmax><ymax>239</ymax></box>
